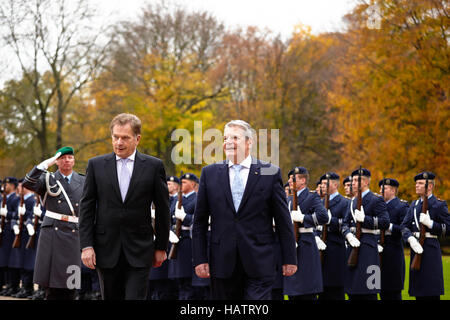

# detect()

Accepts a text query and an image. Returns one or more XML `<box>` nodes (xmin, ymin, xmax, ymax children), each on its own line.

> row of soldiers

<box><xmin>150</xmin><ymin>167</ymin><xmax>449</xmax><ymax>300</ymax></box>
<box><xmin>0</xmin><ymin>177</ymin><xmax>100</xmax><ymax>300</ymax></box>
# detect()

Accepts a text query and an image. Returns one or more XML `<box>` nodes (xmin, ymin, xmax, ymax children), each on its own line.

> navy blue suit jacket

<box><xmin>192</xmin><ymin>159</ymin><xmax>297</xmax><ymax>278</ymax></box>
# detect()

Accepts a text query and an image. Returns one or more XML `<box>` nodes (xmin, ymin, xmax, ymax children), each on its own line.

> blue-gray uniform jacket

<box><xmin>380</xmin><ymin>197</ymin><xmax>408</xmax><ymax>292</ymax></box>
<box><xmin>0</xmin><ymin>193</ymin><xmax>20</xmax><ymax>267</ymax></box>
<box><xmin>149</xmin><ymin>194</ymin><xmax>178</xmax><ymax>281</ymax></box>
<box><xmin>23</xmin><ymin>199</ymin><xmax>43</xmax><ymax>271</ymax></box>
<box><xmin>168</xmin><ymin>191</ymin><xmax>196</xmax><ymax>279</ymax></box>
<box><xmin>342</xmin><ymin>190</ymin><xmax>390</xmax><ymax>295</ymax></box>
<box><xmin>283</xmin><ymin>188</ymin><xmax>328</xmax><ymax>296</ymax></box>
<box><xmin>23</xmin><ymin>166</ymin><xmax>85</xmax><ymax>288</ymax></box>
<box><xmin>401</xmin><ymin>195</ymin><xmax>450</xmax><ymax>297</ymax></box>
<box><xmin>8</xmin><ymin>193</ymin><xmax>35</xmax><ymax>269</ymax></box>
<box><xmin>321</xmin><ymin>193</ymin><xmax>350</xmax><ymax>287</ymax></box>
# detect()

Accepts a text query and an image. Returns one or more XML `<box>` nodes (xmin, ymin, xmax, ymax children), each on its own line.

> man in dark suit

<box><xmin>79</xmin><ymin>113</ymin><xmax>170</xmax><ymax>300</ymax></box>
<box><xmin>23</xmin><ymin>146</ymin><xmax>85</xmax><ymax>299</ymax></box>
<box><xmin>192</xmin><ymin>120</ymin><xmax>297</xmax><ymax>300</ymax></box>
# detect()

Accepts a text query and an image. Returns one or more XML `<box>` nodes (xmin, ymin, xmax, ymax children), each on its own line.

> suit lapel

<box><xmin>105</xmin><ymin>152</ymin><xmax>122</xmax><ymax>201</ymax></box>
<box><xmin>219</xmin><ymin>161</ymin><xmax>235</xmax><ymax>214</ymax></box>
<box><xmin>237</xmin><ymin>161</ymin><xmax>261</xmax><ymax>213</ymax></box>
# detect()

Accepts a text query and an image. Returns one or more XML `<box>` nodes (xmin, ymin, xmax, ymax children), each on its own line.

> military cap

<box><xmin>4</xmin><ymin>177</ymin><xmax>18</xmax><ymax>186</ymax></box>
<box><xmin>378</xmin><ymin>178</ymin><xmax>399</xmax><ymax>188</ymax></box>
<box><xmin>319</xmin><ymin>172</ymin><xmax>340</xmax><ymax>183</ymax></box>
<box><xmin>55</xmin><ymin>146</ymin><xmax>74</xmax><ymax>158</ymax></box>
<box><xmin>351</xmin><ymin>167</ymin><xmax>371</xmax><ymax>178</ymax></box>
<box><xmin>288</xmin><ymin>166</ymin><xmax>308</xmax><ymax>178</ymax></box>
<box><xmin>180</xmin><ymin>173</ymin><xmax>199</xmax><ymax>184</ymax></box>
<box><xmin>167</xmin><ymin>176</ymin><xmax>180</xmax><ymax>184</ymax></box>
<box><xmin>343</xmin><ymin>175</ymin><xmax>351</xmax><ymax>185</ymax></box>
<box><xmin>414</xmin><ymin>171</ymin><xmax>435</xmax><ymax>181</ymax></box>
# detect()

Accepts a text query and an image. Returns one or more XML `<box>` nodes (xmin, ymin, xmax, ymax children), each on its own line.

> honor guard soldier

<box><xmin>284</xmin><ymin>166</ymin><xmax>329</xmax><ymax>300</ymax></box>
<box><xmin>400</xmin><ymin>171</ymin><xmax>450</xmax><ymax>300</ymax></box>
<box><xmin>0</xmin><ymin>177</ymin><xmax>20</xmax><ymax>296</ymax></box>
<box><xmin>23</xmin><ymin>146</ymin><xmax>85</xmax><ymax>300</ymax></box>
<box><xmin>168</xmin><ymin>173</ymin><xmax>199</xmax><ymax>300</ymax></box>
<box><xmin>9</xmin><ymin>180</ymin><xmax>35</xmax><ymax>298</ymax></box>
<box><xmin>317</xmin><ymin>172</ymin><xmax>350</xmax><ymax>300</ymax></box>
<box><xmin>342</xmin><ymin>168</ymin><xmax>390</xmax><ymax>300</ymax></box>
<box><xmin>377</xmin><ymin>178</ymin><xmax>408</xmax><ymax>300</ymax></box>
<box><xmin>147</xmin><ymin>176</ymin><xmax>180</xmax><ymax>300</ymax></box>
<box><xmin>343</xmin><ymin>176</ymin><xmax>353</xmax><ymax>198</ymax></box>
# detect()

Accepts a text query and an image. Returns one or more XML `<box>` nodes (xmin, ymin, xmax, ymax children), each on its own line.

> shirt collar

<box><xmin>24</xmin><ymin>193</ymin><xmax>34</xmax><ymax>200</ymax></box>
<box><xmin>329</xmin><ymin>191</ymin><xmax>339</xmax><ymax>201</ymax></box>
<box><xmin>116</xmin><ymin>149</ymin><xmax>137</xmax><ymax>162</ymax></box>
<box><xmin>183</xmin><ymin>190</ymin><xmax>195</xmax><ymax>198</ymax></box>
<box><xmin>228</xmin><ymin>155</ymin><xmax>252</xmax><ymax>169</ymax></box>
<box><xmin>61</xmin><ymin>172</ymin><xmax>73</xmax><ymax>182</ymax></box>
<box><xmin>362</xmin><ymin>189</ymin><xmax>370</xmax><ymax>198</ymax></box>
<box><xmin>296</xmin><ymin>187</ymin><xmax>306</xmax><ymax>197</ymax></box>
<box><xmin>386</xmin><ymin>196</ymin><xmax>396</xmax><ymax>204</ymax></box>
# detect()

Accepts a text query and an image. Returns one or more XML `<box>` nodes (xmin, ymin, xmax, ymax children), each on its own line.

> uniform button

<box><xmin>58</xmin><ymin>200</ymin><xmax>61</xmax><ymax>204</ymax></box>
<box><xmin>55</xmin><ymin>227</ymin><xmax>58</xmax><ymax>231</ymax></box>
<box><xmin>72</xmin><ymin>230</ymin><xmax>75</xmax><ymax>233</ymax></box>
<box><xmin>75</xmin><ymin>203</ymin><xmax>79</xmax><ymax>207</ymax></box>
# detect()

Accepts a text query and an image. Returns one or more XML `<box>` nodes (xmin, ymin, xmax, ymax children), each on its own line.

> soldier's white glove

<box><xmin>419</xmin><ymin>211</ymin><xmax>433</xmax><ymax>229</ymax></box>
<box><xmin>377</xmin><ymin>244</ymin><xmax>383</xmax><ymax>253</ymax></box>
<box><xmin>18</xmin><ymin>205</ymin><xmax>26</xmax><ymax>216</ymax></box>
<box><xmin>37</xmin><ymin>152</ymin><xmax>61</xmax><ymax>170</ymax></box>
<box><xmin>315</xmin><ymin>236</ymin><xmax>327</xmax><ymax>250</ymax></box>
<box><xmin>151</xmin><ymin>208</ymin><xmax>155</xmax><ymax>219</ymax></box>
<box><xmin>169</xmin><ymin>230</ymin><xmax>179</xmax><ymax>244</ymax></box>
<box><xmin>174</xmin><ymin>203</ymin><xmax>186</xmax><ymax>221</ymax></box>
<box><xmin>291</xmin><ymin>206</ymin><xmax>304</xmax><ymax>223</ymax></box>
<box><xmin>355</xmin><ymin>206</ymin><xmax>365</xmax><ymax>223</ymax></box>
<box><xmin>0</xmin><ymin>207</ymin><xmax>7</xmax><ymax>217</ymax></box>
<box><xmin>326</xmin><ymin>209</ymin><xmax>332</xmax><ymax>224</ymax></box>
<box><xmin>26</xmin><ymin>224</ymin><xmax>35</xmax><ymax>236</ymax></box>
<box><xmin>408</xmin><ymin>236</ymin><xmax>423</xmax><ymax>254</ymax></box>
<box><xmin>346</xmin><ymin>233</ymin><xmax>360</xmax><ymax>248</ymax></box>
<box><xmin>33</xmin><ymin>206</ymin><xmax>42</xmax><ymax>217</ymax></box>
<box><xmin>13</xmin><ymin>224</ymin><xmax>20</xmax><ymax>235</ymax></box>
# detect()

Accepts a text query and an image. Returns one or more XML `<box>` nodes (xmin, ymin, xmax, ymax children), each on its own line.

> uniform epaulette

<box><xmin>400</xmin><ymin>199</ymin><xmax>408</xmax><ymax>203</ymax></box>
<box><xmin>374</xmin><ymin>192</ymin><xmax>383</xmax><ymax>197</ymax></box>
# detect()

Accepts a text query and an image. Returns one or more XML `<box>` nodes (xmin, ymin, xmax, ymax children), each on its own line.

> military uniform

<box><xmin>283</xmin><ymin>167</ymin><xmax>328</xmax><ymax>299</ymax></box>
<box><xmin>378</xmin><ymin>178</ymin><xmax>408</xmax><ymax>300</ymax></box>
<box><xmin>317</xmin><ymin>173</ymin><xmax>349</xmax><ymax>300</ymax></box>
<box><xmin>401</xmin><ymin>172</ymin><xmax>450</xmax><ymax>299</ymax></box>
<box><xmin>23</xmin><ymin>148</ymin><xmax>85</xmax><ymax>297</ymax></box>
<box><xmin>168</xmin><ymin>173</ymin><xmax>199</xmax><ymax>300</ymax></box>
<box><xmin>342</xmin><ymin>168</ymin><xmax>390</xmax><ymax>300</ymax></box>
<box><xmin>0</xmin><ymin>178</ymin><xmax>20</xmax><ymax>296</ymax></box>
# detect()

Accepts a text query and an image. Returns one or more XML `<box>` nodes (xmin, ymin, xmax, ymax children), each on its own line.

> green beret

<box><xmin>55</xmin><ymin>146</ymin><xmax>74</xmax><ymax>158</ymax></box>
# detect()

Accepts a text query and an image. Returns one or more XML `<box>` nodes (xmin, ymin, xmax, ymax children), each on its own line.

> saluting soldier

<box><xmin>317</xmin><ymin>172</ymin><xmax>350</xmax><ymax>300</ymax></box>
<box><xmin>284</xmin><ymin>166</ymin><xmax>329</xmax><ymax>300</ymax></box>
<box><xmin>0</xmin><ymin>177</ymin><xmax>20</xmax><ymax>296</ymax></box>
<box><xmin>23</xmin><ymin>146</ymin><xmax>85</xmax><ymax>300</ymax></box>
<box><xmin>377</xmin><ymin>178</ymin><xmax>408</xmax><ymax>300</ymax></box>
<box><xmin>342</xmin><ymin>168</ymin><xmax>390</xmax><ymax>300</ymax></box>
<box><xmin>400</xmin><ymin>171</ymin><xmax>450</xmax><ymax>300</ymax></box>
<box><xmin>168</xmin><ymin>173</ymin><xmax>198</xmax><ymax>300</ymax></box>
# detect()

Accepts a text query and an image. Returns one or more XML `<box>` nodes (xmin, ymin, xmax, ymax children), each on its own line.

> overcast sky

<box><xmin>92</xmin><ymin>0</ymin><xmax>357</xmax><ymax>38</ymax></box>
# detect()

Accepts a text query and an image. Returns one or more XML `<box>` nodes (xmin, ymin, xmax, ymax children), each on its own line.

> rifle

<box><xmin>12</xmin><ymin>186</ymin><xmax>25</xmax><ymax>248</ymax></box>
<box><xmin>320</xmin><ymin>173</ymin><xmax>330</xmax><ymax>264</ymax></box>
<box><xmin>348</xmin><ymin>166</ymin><xmax>363</xmax><ymax>267</ymax></box>
<box><xmin>410</xmin><ymin>175</ymin><xmax>429</xmax><ymax>271</ymax></box>
<box><xmin>26</xmin><ymin>194</ymin><xmax>40</xmax><ymax>249</ymax></box>
<box><xmin>0</xmin><ymin>182</ymin><xmax>7</xmax><ymax>247</ymax></box>
<box><xmin>379</xmin><ymin>177</ymin><xmax>386</xmax><ymax>267</ymax></box>
<box><xmin>292</xmin><ymin>172</ymin><xmax>299</xmax><ymax>243</ymax></box>
<box><xmin>168</xmin><ymin>171</ymin><xmax>183</xmax><ymax>260</ymax></box>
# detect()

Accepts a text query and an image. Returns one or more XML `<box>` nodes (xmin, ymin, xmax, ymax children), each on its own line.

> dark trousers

<box><xmin>97</xmin><ymin>250</ymin><xmax>150</xmax><ymax>300</ymax></box>
<box><xmin>45</xmin><ymin>288</ymin><xmax>76</xmax><ymax>300</ymax></box>
<box><xmin>380</xmin><ymin>290</ymin><xmax>402</xmax><ymax>300</ymax></box>
<box><xmin>210</xmin><ymin>253</ymin><xmax>274</xmax><ymax>300</ymax></box>
<box><xmin>318</xmin><ymin>286</ymin><xmax>345</xmax><ymax>300</ymax></box>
